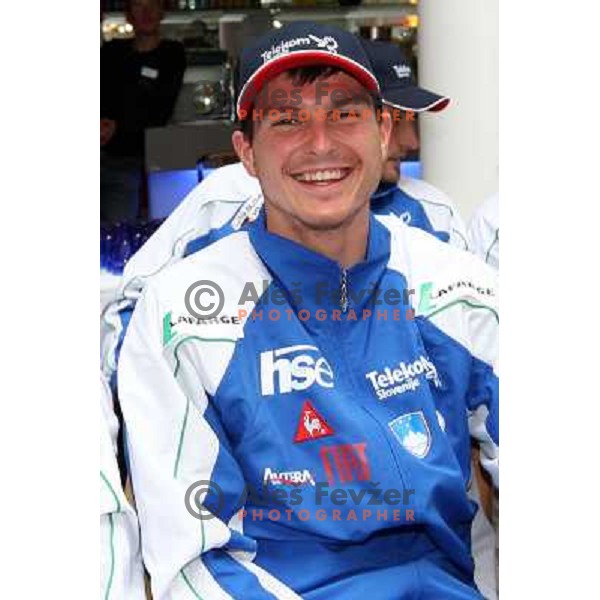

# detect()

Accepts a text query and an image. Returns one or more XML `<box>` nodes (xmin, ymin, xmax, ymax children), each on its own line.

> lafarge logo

<box><xmin>260</xmin><ymin>344</ymin><xmax>334</xmax><ymax>396</ymax></box>
<box><xmin>365</xmin><ymin>356</ymin><xmax>441</xmax><ymax>401</ymax></box>
<box><xmin>261</xmin><ymin>35</ymin><xmax>338</xmax><ymax>63</ymax></box>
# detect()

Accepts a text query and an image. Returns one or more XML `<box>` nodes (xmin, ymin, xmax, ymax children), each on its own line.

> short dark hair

<box><xmin>237</xmin><ymin>65</ymin><xmax>382</xmax><ymax>142</ymax></box>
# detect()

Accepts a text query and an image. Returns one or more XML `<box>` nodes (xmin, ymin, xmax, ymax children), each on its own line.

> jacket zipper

<box><xmin>340</xmin><ymin>268</ymin><xmax>349</xmax><ymax>313</ymax></box>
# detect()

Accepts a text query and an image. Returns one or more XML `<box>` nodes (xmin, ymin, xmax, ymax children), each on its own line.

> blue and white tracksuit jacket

<box><xmin>118</xmin><ymin>209</ymin><xmax>498</xmax><ymax>599</ymax></box>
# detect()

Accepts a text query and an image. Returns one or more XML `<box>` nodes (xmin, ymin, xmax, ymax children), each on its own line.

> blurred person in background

<box><xmin>101</xmin><ymin>0</ymin><xmax>185</xmax><ymax>222</ymax></box>
<box><xmin>362</xmin><ymin>39</ymin><xmax>470</xmax><ymax>251</ymax></box>
<box><xmin>469</xmin><ymin>193</ymin><xmax>499</xmax><ymax>270</ymax></box>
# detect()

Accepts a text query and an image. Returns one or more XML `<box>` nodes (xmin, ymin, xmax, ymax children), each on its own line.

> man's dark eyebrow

<box><xmin>258</xmin><ymin>98</ymin><xmax>371</xmax><ymax>114</ymax></box>
<box><xmin>260</xmin><ymin>105</ymin><xmax>301</xmax><ymax>114</ymax></box>
<box><xmin>329</xmin><ymin>96</ymin><xmax>372</xmax><ymax>110</ymax></box>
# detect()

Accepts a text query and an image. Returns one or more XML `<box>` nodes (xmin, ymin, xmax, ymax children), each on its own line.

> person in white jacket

<box><xmin>361</xmin><ymin>39</ymin><xmax>469</xmax><ymax>251</ymax></box>
<box><xmin>469</xmin><ymin>193</ymin><xmax>499</xmax><ymax>270</ymax></box>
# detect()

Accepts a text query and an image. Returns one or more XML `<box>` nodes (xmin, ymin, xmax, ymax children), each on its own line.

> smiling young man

<box><xmin>232</xmin><ymin>66</ymin><xmax>389</xmax><ymax>267</ymax></box>
<box><xmin>118</xmin><ymin>22</ymin><xmax>498</xmax><ymax>599</ymax></box>
<box><xmin>100</xmin><ymin>39</ymin><xmax>466</xmax><ymax>381</ymax></box>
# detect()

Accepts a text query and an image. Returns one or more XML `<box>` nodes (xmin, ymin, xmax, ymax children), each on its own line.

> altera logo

<box><xmin>263</xmin><ymin>467</ymin><xmax>316</xmax><ymax>486</ymax></box>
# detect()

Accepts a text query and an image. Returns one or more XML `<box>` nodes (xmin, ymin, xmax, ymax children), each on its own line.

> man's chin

<box><xmin>294</xmin><ymin>203</ymin><xmax>366</xmax><ymax>233</ymax></box>
<box><xmin>298</xmin><ymin>217</ymin><xmax>349</xmax><ymax>232</ymax></box>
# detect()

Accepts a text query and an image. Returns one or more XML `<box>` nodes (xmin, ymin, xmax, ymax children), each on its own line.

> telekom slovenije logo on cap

<box><xmin>261</xmin><ymin>34</ymin><xmax>339</xmax><ymax>63</ymax></box>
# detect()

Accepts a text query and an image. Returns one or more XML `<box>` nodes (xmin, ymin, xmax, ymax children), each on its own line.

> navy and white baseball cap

<box><xmin>361</xmin><ymin>39</ymin><xmax>450</xmax><ymax>113</ymax></box>
<box><xmin>237</xmin><ymin>21</ymin><xmax>380</xmax><ymax>119</ymax></box>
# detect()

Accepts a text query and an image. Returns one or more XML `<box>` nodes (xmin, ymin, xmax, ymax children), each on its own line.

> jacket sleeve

<box><xmin>118</xmin><ymin>284</ymin><xmax>301</xmax><ymax>600</ymax></box>
<box><xmin>463</xmin><ymin>286</ymin><xmax>499</xmax><ymax>488</ymax></box>
<box><xmin>425</xmin><ymin>250</ymin><xmax>499</xmax><ymax>487</ymax></box>
<box><xmin>409</xmin><ymin>232</ymin><xmax>499</xmax><ymax>488</ymax></box>
<box><xmin>100</xmin><ymin>184</ymin><xmax>205</xmax><ymax>384</ymax></box>
<box><xmin>100</xmin><ymin>373</ymin><xmax>146</xmax><ymax>600</ymax></box>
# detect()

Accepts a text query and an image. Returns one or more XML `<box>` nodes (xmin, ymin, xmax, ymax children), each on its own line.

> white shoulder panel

<box><xmin>379</xmin><ymin>216</ymin><xmax>498</xmax><ymax>369</ymax></box>
<box><xmin>148</xmin><ymin>231</ymin><xmax>273</xmax><ymax>397</ymax></box>
<box><xmin>121</xmin><ymin>163</ymin><xmax>262</xmax><ymax>293</ymax></box>
<box><xmin>101</xmin><ymin>164</ymin><xmax>262</xmax><ymax>379</ymax></box>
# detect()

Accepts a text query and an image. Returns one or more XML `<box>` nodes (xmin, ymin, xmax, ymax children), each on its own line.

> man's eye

<box><xmin>328</xmin><ymin>110</ymin><xmax>360</xmax><ymax>122</ymax></box>
<box><xmin>272</xmin><ymin>117</ymin><xmax>300</xmax><ymax>127</ymax></box>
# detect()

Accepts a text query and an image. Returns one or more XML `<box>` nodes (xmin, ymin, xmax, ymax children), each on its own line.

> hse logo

<box><xmin>260</xmin><ymin>345</ymin><xmax>334</xmax><ymax>396</ymax></box>
<box><xmin>365</xmin><ymin>356</ymin><xmax>441</xmax><ymax>401</ymax></box>
<box><xmin>261</xmin><ymin>35</ymin><xmax>338</xmax><ymax>63</ymax></box>
<box><xmin>263</xmin><ymin>468</ymin><xmax>316</xmax><ymax>487</ymax></box>
<box><xmin>294</xmin><ymin>400</ymin><xmax>334</xmax><ymax>443</ymax></box>
<box><xmin>320</xmin><ymin>443</ymin><xmax>370</xmax><ymax>485</ymax></box>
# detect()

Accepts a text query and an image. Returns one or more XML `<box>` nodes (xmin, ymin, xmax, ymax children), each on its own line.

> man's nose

<box><xmin>305</xmin><ymin>115</ymin><xmax>336</xmax><ymax>155</ymax></box>
<box><xmin>403</xmin><ymin>121</ymin><xmax>420</xmax><ymax>152</ymax></box>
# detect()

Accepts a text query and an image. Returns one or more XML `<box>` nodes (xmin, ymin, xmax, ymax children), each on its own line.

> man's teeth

<box><xmin>294</xmin><ymin>169</ymin><xmax>346</xmax><ymax>182</ymax></box>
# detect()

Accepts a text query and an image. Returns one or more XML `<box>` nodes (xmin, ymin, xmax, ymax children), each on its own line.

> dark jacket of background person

<box><xmin>101</xmin><ymin>38</ymin><xmax>185</xmax><ymax>158</ymax></box>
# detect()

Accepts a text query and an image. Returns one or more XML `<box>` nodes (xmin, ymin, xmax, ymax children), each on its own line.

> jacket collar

<box><xmin>371</xmin><ymin>181</ymin><xmax>410</xmax><ymax>207</ymax></box>
<box><xmin>246</xmin><ymin>208</ymin><xmax>391</xmax><ymax>314</ymax></box>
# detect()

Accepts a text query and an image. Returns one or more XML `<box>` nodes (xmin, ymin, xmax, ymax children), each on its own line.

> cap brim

<box><xmin>382</xmin><ymin>86</ymin><xmax>450</xmax><ymax>113</ymax></box>
<box><xmin>237</xmin><ymin>50</ymin><xmax>380</xmax><ymax>119</ymax></box>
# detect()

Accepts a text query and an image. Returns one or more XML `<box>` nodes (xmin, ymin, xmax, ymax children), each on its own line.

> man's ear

<box><xmin>232</xmin><ymin>130</ymin><xmax>257</xmax><ymax>177</ymax></box>
<box><xmin>379</xmin><ymin>109</ymin><xmax>393</xmax><ymax>159</ymax></box>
